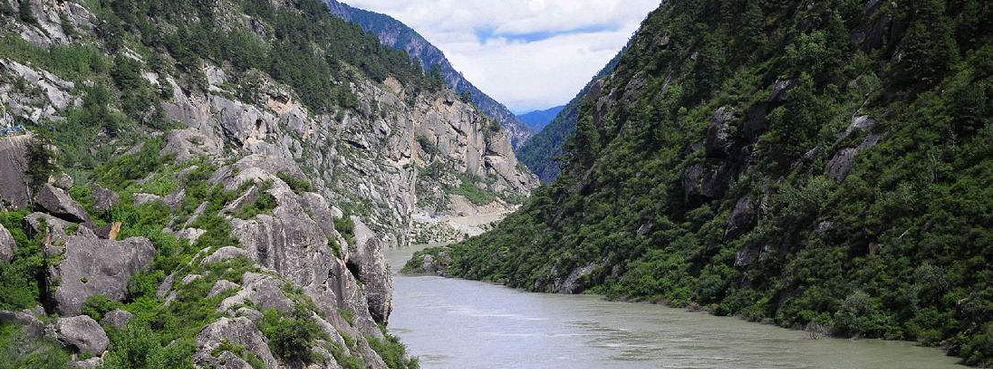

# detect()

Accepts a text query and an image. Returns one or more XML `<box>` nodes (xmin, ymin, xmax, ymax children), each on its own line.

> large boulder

<box><xmin>826</xmin><ymin>134</ymin><xmax>882</xmax><ymax>181</ymax></box>
<box><xmin>705</xmin><ymin>106</ymin><xmax>736</xmax><ymax>158</ymax></box>
<box><xmin>348</xmin><ymin>217</ymin><xmax>394</xmax><ymax>324</ymax></box>
<box><xmin>0</xmin><ymin>135</ymin><xmax>33</xmax><ymax>209</ymax></box>
<box><xmin>682</xmin><ymin>162</ymin><xmax>733</xmax><ymax>201</ymax></box>
<box><xmin>0</xmin><ymin>223</ymin><xmax>14</xmax><ymax>262</ymax></box>
<box><xmin>35</xmin><ymin>184</ymin><xmax>91</xmax><ymax>225</ymax></box>
<box><xmin>102</xmin><ymin>309</ymin><xmax>133</xmax><ymax>330</ymax></box>
<box><xmin>47</xmin><ymin>235</ymin><xmax>155</xmax><ymax>315</ymax></box>
<box><xmin>53</xmin><ymin>315</ymin><xmax>109</xmax><ymax>355</ymax></box>
<box><xmin>194</xmin><ymin>317</ymin><xmax>279</xmax><ymax>369</ymax></box>
<box><xmin>91</xmin><ymin>186</ymin><xmax>120</xmax><ymax>213</ymax></box>
<box><xmin>724</xmin><ymin>196</ymin><xmax>755</xmax><ymax>241</ymax></box>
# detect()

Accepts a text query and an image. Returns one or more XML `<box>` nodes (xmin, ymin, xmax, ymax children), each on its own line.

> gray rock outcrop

<box><xmin>35</xmin><ymin>184</ymin><xmax>91</xmax><ymax>225</ymax></box>
<box><xmin>91</xmin><ymin>186</ymin><xmax>120</xmax><ymax>213</ymax></box>
<box><xmin>0</xmin><ymin>135</ymin><xmax>33</xmax><ymax>209</ymax></box>
<box><xmin>0</xmin><ymin>223</ymin><xmax>14</xmax><ymax>262</ymax></box>
<box><xmin>47</xmin><ymin>235</ymin><xmax>156</xmax><ymax>315</ymax></box>
<box><xmin>54</xmin><ymin>315</ymin><xmax>109</xmax><ymax>355</ymax></box>
<box><xmin>103</xmin><ymin>309</ymin><xmax>133</xmax><ymax>330</ymax></box>
<box><xmin>348</xmin><ymin>217</ymin><xmax>394</xmax><ymax>324</ymax></box>
<box><xmin>194</xmin><ymin>317</ymin><xmax>279</xmax><ymax>369</ymax></box>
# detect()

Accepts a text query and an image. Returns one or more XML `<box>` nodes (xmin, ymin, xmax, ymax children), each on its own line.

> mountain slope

<box><xmin>517</xmin><ymin>105</ymin><xmax>565</xmax><ymax>131</ymax></box>
<box><xmin>409</xmin><ymin>0</ymin><xmax>993</xmax><ymax>366</ymax></box>
<box><xmin>325</xmin><ymin>0</ymin><xmax>535</xmax><ymax>148</ymax></box>
<box><xmin>516</xmin><ymin>50</ymin><xmax>624</xmax><ymax>183</ymax></box>
<box><xmin>0</xmin><ymin>0</ymin><xmax>534</xmax><ymax>367</ymax></box>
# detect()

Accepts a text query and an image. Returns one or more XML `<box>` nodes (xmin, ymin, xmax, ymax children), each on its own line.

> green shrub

<box><xmin>24</xmin><ymin>140</ymin><xmax>55</xmax><ymax>191</ymax></box>
<box><xmin>259</xmin><ymin>306</ymin><xmax>321</xmax><ymax>364</ymax></box>
<box><xmin>366</xmin><ymin>334</ymin><xmax>419</xmax><ymax>369</ymax></box>
<box><xmin>0</xmin><ymin>211</ymin><xmax>49</xmax><ymax>311</ymax></box>
<box><xmin>0</xmin><ymin>323</ymin><xmax>71</xmax><ymax>369</ymax></box>
<box><xmin>103</xmin><ymin>321</ymin><xmax>170</xmax><ymax>369</ymax></box>
<box><xmin>277</xmin><ymin>173</ymin><xmax>312</xmax><ymax>194</ymax></box>
<box><xmin>233</xmin><ymin>191</ymin><xmax>278</xmax><ymax>220</ymax></box>
<box><xmin>17</xmin><ymin>0</ymin><xmax>35</xmax><ymax>24</ymax></box>
<box><xmin>81</xmin><ymin>295</ymin><xmax>123</xmax><ymax>322</ymax></box>
<box><xmin>334</xmin><ymin>216</ymin><xmax>355</xmax><ymax>249</ymax></box>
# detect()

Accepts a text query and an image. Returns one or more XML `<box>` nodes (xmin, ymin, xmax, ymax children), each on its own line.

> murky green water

<box><xmin>387</xmin><ymin>245</ymin><xmax>965</xmax><ymax>369</ymax></box>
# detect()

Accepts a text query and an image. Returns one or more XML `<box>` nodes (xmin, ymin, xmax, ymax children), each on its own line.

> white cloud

<box><xmin>341</xmin><ymin>0</ymin><xmax>660</xmax><ymax>113</ymax></box>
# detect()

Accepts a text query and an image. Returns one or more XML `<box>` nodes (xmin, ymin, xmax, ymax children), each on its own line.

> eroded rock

<box><xmin>103</xmin><ymin>309</ymin><xmax>133</xmax><ymax>330</ymax></box>
<box><xmin>35</xmin><ymin>184</ymin><xmax>91</xmax><ymax>225</ymax></box>
<box><xmin>54</xmin><ymin>315</ymin><xmax>109</xmax><ymax>355</ymax></box>
<box><xmin>348</xmin><ymin>217</ymin><xmax>394</xmax><ymax>324</ymax></box>
<box><xmin>194</xmin><ymin>317</ymin><xmax>279</xmax><ymax>369</ymax></box>
<box><xmin>0</xmin><ymin>135</ymin><xmax>33</xmax><ymax>208</ymax></box>
<box><xmin>0</xmin><ymin>223</ymin><xmax>14</xmax><ymax>262</ymax></box>
<box><xmin>47</xmin><ymin>235</ymin><xmax>155</xmax><ymax>315</ymax></box>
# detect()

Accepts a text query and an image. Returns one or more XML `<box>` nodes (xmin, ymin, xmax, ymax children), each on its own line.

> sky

<box><xmin>343</xmin><ymin>0</ymin><xmax>661</xmax><ymax>113</ymax></box>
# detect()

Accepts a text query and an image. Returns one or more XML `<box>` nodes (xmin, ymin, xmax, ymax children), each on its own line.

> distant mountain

<box><xmin>326</xmin><ymin>0</ymin><xmax>534</xmax><ymax>148</ymax></box>
<box><xmin>515</xmin><ymin>49</ymin><xmax>625</xmax><ymax>183</ymax></box>
<box><xmin>517</xmin><ymin>106</ymin><xmax>565</xmax><ymax>131</ymax></box>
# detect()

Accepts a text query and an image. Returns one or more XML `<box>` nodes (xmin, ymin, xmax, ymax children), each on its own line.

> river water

<box><xmin>386</xmin><ymin>245</ymin><xmax>965</xmax><ymax>369</ymax></box>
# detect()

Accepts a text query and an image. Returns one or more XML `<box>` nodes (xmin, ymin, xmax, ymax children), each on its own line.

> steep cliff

<box><xmin>324</xmin><ymin>0</ymin><xmax>535</xmax><ymax>148</ymax></box>
<box><xmin>0</xmin><ymin>0</ymin><xmax>534</xmax><ymax>366</ymax></box>
<box><xmin>411</xmin><ymin>0</ymin><xmax>993</xmax><ymax>366</ymax></box>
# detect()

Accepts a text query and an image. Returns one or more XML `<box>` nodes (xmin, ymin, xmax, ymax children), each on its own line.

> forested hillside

<box><xmin>409</xmin><ymin>0</ymin><xmax>993</xmax><ymax>366</ymax></box>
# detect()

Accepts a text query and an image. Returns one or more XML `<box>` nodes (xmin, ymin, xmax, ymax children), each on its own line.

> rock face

<box><xmin>0</xmin><ymin>135</ymin><xmax>33</xmax><ymax>209</ymax></box>
<box><xmin>349</xmin><ymin>217</ymin><xmax>394</xmax><ymax>324</ymax></box>
<box><xmin>0</xmin><ymin>223</ymin><xmax>13</xmax><ymax>262</ymax></box>
<box><xmin>46</xmin><ymin>234</ymin><xmax>155</xmax><ymax>315</ymax></box>
<box><xmin>35</xmin><ymin>184</ymin><xmax>91</xmax><ymax>225</ymax></box>
<box><xmin>194</xmin><ymin>317</ymin><xmax>279</xmax><ymax>369</ymax></box>
<box><xmin>54</xmin><ymin>315</ymin><xmax>109</xmax><ymax>355</ymax></box>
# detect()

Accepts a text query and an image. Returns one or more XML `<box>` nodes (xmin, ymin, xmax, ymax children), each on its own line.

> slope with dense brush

<box><xmin>409</xmin><ymin>0</ymin><xmax>993</xmax><ymax>366</ymax></box>
<box><xmin>0</xmin><ymin>0</ymin><xmax>534</xmax><ymax>367</ymax></box>
<box><xmin>325</xmin><ymin>0</ymin><xmax>535</xmax><ymax>149</ymax></box>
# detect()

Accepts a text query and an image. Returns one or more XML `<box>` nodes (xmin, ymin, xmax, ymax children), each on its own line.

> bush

<box><xmin>260</xmin><ymin>306</ymin><xmax>321</xmax><ymax>363</ymax></box>
<box><xmin>24</xmin><ymin>140</ymin><xmax>55</xmax><ymax>191</ymax></box>
<box><xmin>17</xmin><ymin>0</ymin><xmax>35</xmax><ymax>24</ymax></box>
<box><xmin>277</xmin><ymin>173</ymin><xmax>313</xmax><ymax>194</ymax></box>
<box><xmin>82</xmin><ymin>295</ymin><xmax>123</xmax><ymax>322</ymax></box>
<box><xmin>0</xmin><ymin>211</ymin><xmax>49</xmax><ymax>311</ymax></box>
<box><xmin>366</xmin><ymin>334</ymin><xmax>419</xmax><ymax>369</ymax></box>
<box><xmin>334</xmin><ymin>216</ymin><xmax>355</xmax><ymax>249</ymax></box>
<box><xmin>0</xmin><ymin>323</ymin><xmax>71</xmax><ymax>369</ymax></box>
<box><xmin>102</xmin><ymin>322</ymin><xmax>173</xmax><ymax>369</ymax></box>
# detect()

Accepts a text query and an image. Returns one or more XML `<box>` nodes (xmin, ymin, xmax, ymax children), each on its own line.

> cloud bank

<box><xmin>343</xmin><ymin>0</ymin><xmax>660</xmax><ymax>113</ymax></box>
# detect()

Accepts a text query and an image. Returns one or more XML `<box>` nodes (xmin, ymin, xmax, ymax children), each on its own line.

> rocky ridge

<box><xmin>0</xmin><ymin>0</ymin><xmax>535</xmax><ymax>366</ymax></box>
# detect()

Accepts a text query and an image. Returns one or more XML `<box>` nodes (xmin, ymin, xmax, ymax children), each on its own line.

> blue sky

<box><xmin>343</xmin><ymin>0</ymin><xmax>661</xmax><ymax>113</ymax></box>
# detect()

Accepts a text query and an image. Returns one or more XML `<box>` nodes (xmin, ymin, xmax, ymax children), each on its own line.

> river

<box><xmin>386</xmin><ymin>245</ymin><xmax>966</xmax><ymax>369</ymax></box>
